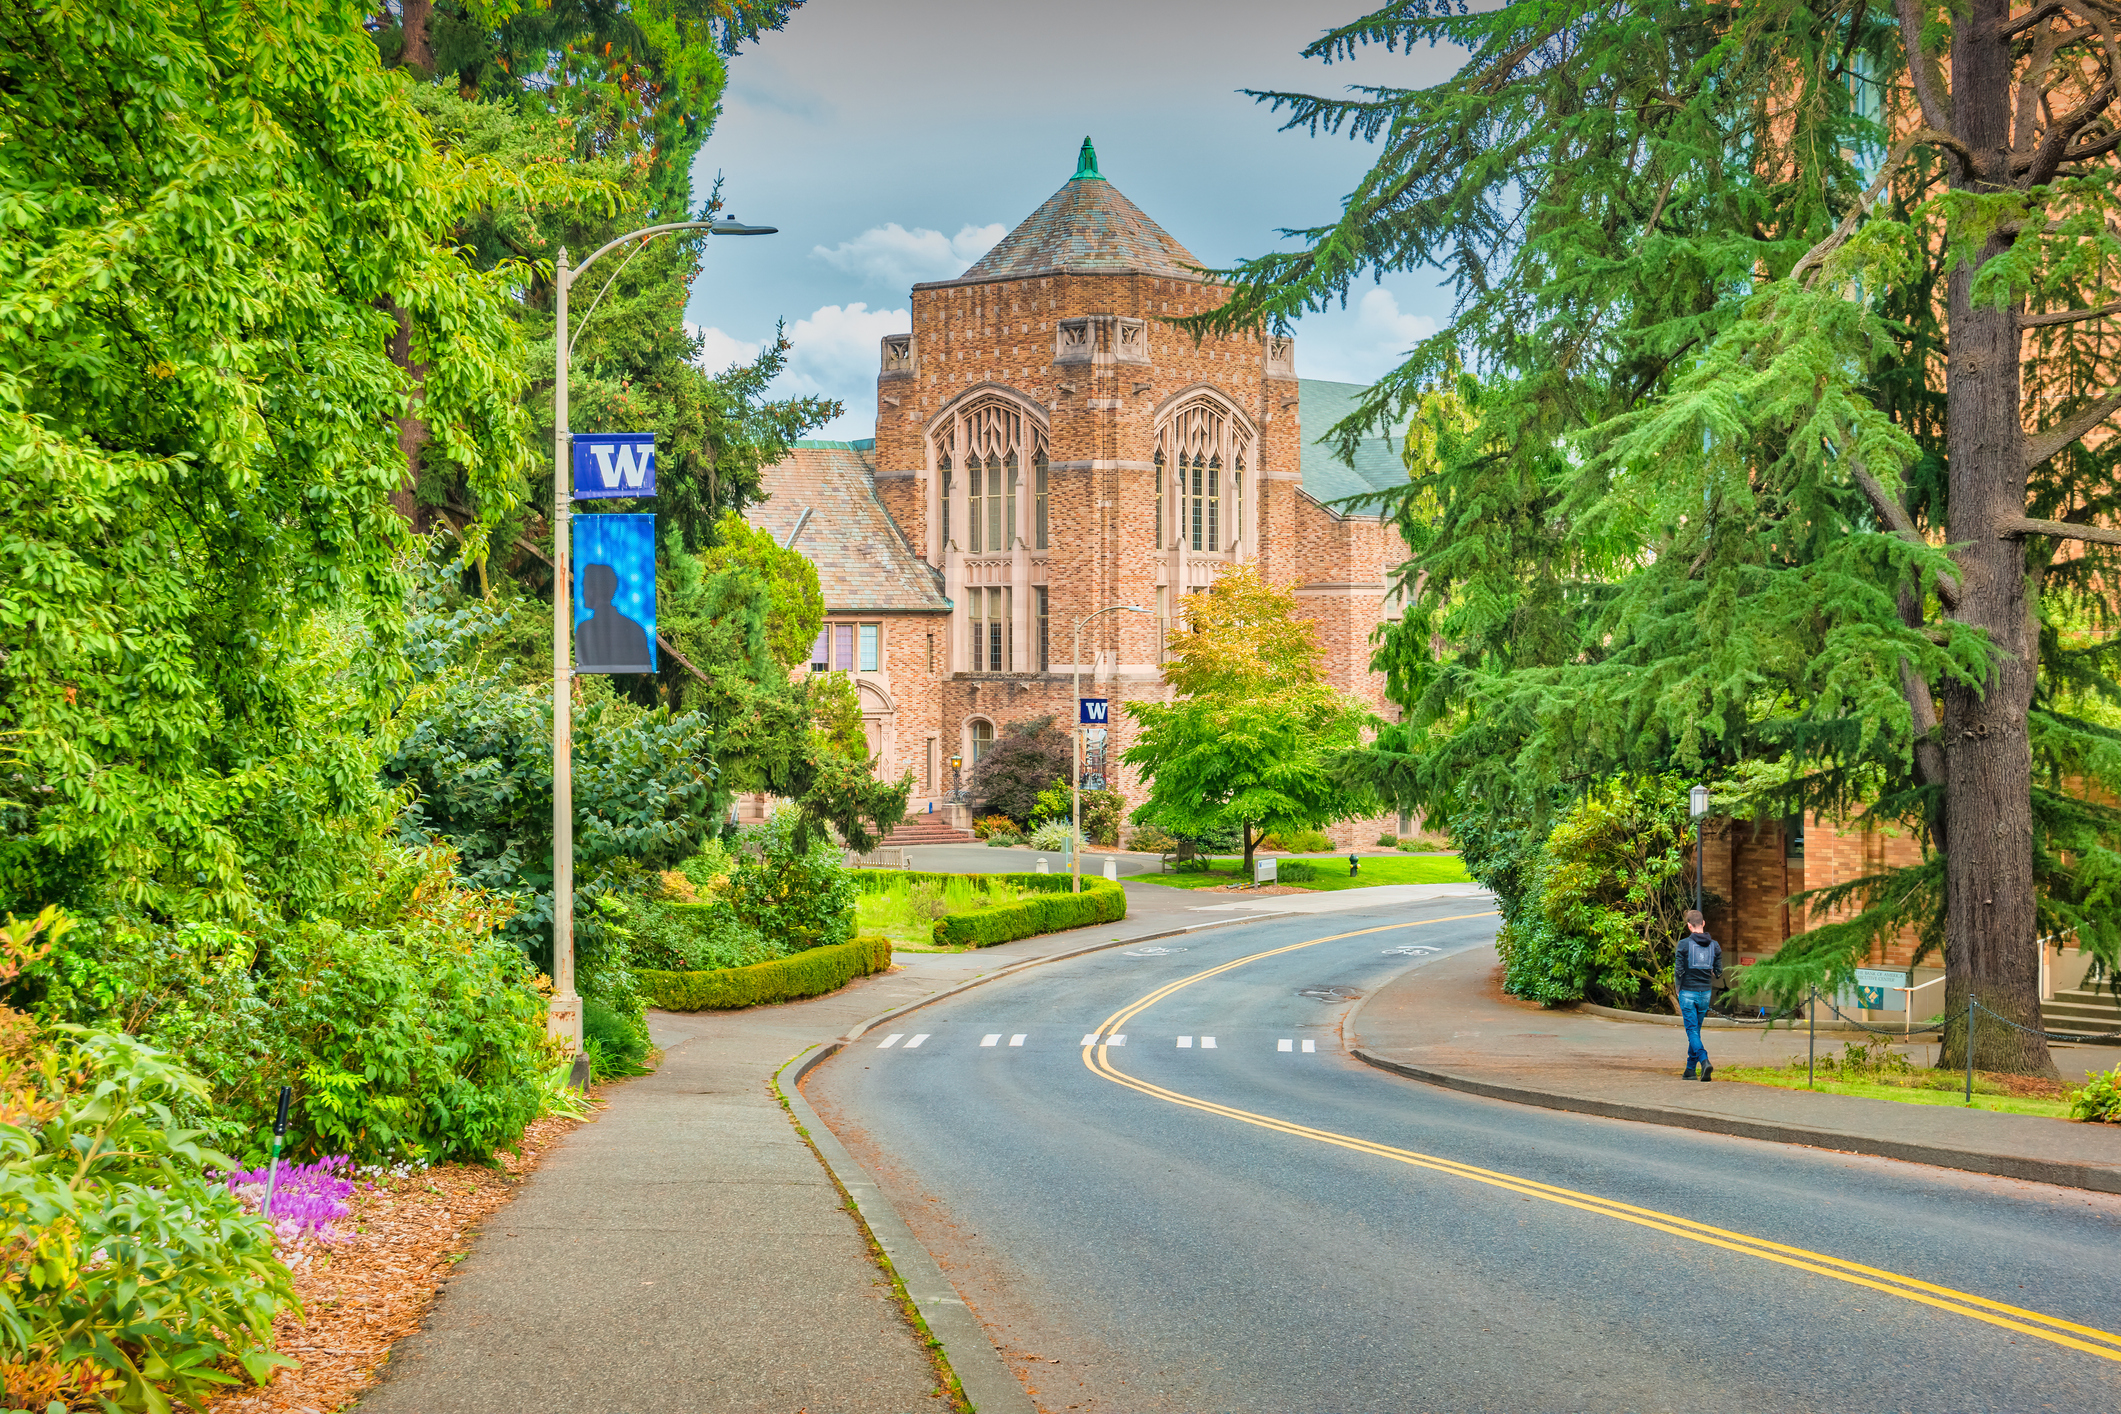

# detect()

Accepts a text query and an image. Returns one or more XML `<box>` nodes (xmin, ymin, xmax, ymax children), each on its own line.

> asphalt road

<box><xmin>804</xmin><ymin>896</ymin><xmax>2121</xmax><ymax>1414</ymax></box>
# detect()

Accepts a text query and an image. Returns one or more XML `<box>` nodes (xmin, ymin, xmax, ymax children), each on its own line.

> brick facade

<box><xmin>746</xmin><ymin>147</ymin><xmax>1409</xmax><ymax>847</ymax></box>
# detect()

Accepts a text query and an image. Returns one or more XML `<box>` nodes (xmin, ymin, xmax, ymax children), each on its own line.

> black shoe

<box><xmin>1683</xmin><ymin>1068</ymin><xmax>1697</xmax><ymax>1080</ymax></box>
<box><xmin>1700</xmin><ymin>1064</ymin><xmax>1713</xmax><ymax>1082</ymax></box>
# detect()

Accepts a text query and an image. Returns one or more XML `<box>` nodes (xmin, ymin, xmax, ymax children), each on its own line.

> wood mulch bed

<box><xmin>205</xmin><ymin>1098</ymin><xmax>603</xmax><ymax>1414</ymax></box>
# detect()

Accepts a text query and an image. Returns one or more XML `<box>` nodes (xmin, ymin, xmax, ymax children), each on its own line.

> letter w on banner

<box><xmin>572</xmin><ymin>432</ymin><xmax>656</xmax><ymax>499</ymax></box>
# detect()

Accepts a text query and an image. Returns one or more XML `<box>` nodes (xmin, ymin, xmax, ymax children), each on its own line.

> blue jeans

<box><xmin>1678</xmin><ymin>990</ymin><xmax>1712</xmax><ymax>1072</ymax></box>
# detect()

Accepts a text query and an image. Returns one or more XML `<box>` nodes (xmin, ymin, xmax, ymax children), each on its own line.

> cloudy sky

<box><xmin>684</xmin><ymin>0</ymin><xmax>1468</xmax><ymax>439</ymax></box>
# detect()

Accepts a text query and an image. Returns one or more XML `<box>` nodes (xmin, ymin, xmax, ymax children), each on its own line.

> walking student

<box><xmin>1675</xmin><ymin>909</ymin><xmax>1721</xmax><ymax>1081</ymax></box>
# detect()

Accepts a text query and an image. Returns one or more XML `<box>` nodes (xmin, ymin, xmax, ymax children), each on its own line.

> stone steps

<box><xmin>881</xmin><ymin>817</ymin><xmax>974</xmax><ymax>846</ymax></box>
<box><xmin>2045</xmin><ymin>985</ymin><xmax>2121</xmax><ymax>1039</ymax></box>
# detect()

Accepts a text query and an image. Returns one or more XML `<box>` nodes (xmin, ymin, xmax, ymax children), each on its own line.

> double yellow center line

<box><xmin>1080</xmin><ymin>915</ymin><xmax>2121</xmax><ymax>1365</ymax></box>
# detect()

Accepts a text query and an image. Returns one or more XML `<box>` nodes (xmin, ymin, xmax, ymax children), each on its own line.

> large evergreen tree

<box><xmin>1199</xmin><ymin>0</ymin><xmax>2121</xmax><ymax>1072</ymax></box>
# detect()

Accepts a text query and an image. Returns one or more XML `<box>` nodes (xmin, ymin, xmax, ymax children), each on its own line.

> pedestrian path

<box><xmin>1351</xmin><ymin>944</ymin><xmax>2121</xmax><ymax>1194</ymax></box>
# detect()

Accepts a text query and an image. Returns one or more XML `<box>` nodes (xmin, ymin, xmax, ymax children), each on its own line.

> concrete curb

<box><xmin>777</xmin><ymin>1047</ymin><xmax>1035</xmax><ymax>1414</ymax></box>
<box><xmin>1340</xmin><ymin>963</ymin><xmax>2121</xmax><ymax>1196</ymax></box>
<box><xmin>768</xmin><ymin>907</ymin><xmax>1284</xmax><ymax>1414</ymax></box>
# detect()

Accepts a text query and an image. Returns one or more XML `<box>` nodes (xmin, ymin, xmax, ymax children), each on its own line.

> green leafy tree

<box><xmin>1124</xmin><ymin>568</ymin><xmax>1376</xmax><ymax>873</ymax></box>
<box><xmin>1201</xmin><ymin>0</ymin><xmax>2121</xmax><ymax>1074</ymax></box>
<box><xmin>0</xmin><ymin>0</ymin><xmax>536</xmax><ymax>924</ymax></box>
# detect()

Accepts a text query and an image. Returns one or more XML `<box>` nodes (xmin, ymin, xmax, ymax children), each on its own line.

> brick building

<box><xmin>740</xmin><ymin>139</ymin><xmax>1408</xmax><ymax>846</ymax></box>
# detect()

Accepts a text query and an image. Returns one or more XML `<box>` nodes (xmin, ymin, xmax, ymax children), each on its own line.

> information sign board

<box><xmin>1079</xmin><ymin>697</ymin><xmax>1109</xmax><ymax>725</ymax></box>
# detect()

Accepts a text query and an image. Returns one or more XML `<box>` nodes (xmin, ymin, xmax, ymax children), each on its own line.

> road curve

<box><xmin>803</xmin><ymin>896</ymin><xmax>2121</xmax><ymax>1414</ymax></box>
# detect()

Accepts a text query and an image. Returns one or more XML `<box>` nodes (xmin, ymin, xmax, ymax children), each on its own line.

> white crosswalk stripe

<box><xmin>980</xmin><ymin>1034</ymin><xmax>1001</xmax><ymax>1047</ymax></box>
<box><xmin>1201</xmin><ymin>1037</ymin><xmax>1217</xmax><ymax>1048</ymax></box>
<box><xmin>1177</xmin><ymin>1036</ymin><xmax>1193</xmax><ymax>1048</ymax></box>
<box><xmin>1009</xmin><ymin>1034</ymin><xmax>1026</xmax><ymax>1046</ymax></box>
<box><xmin>877</xmin><ymin>1033</ymin><xmax>903</xmax><ymax>1048</ymax></box>
<box><xmin>1082</xmin><ymin>1033</ymin><xmax>1101</xmax><ymax>1046</ymax></box>
<box><xmin>1278</xmin><ymin>1039</ymin><xmax>1293</xmax><ymax>1052</ymax></box>
<box><xmin>1302</xmin><ymin>1039</ymin><xmax>1317</xmax><ymax>1053</ymax></box>
<box><xmin>904</xmin><ymin>1034</ymin><xmax>930</xmax><ymax>1048</ymax></box>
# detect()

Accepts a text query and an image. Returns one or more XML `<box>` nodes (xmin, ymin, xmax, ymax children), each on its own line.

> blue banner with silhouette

<box><xmin>572</xmin><ymin>514</ymin><xmax>657</xmax><ymax>674</ymax></box>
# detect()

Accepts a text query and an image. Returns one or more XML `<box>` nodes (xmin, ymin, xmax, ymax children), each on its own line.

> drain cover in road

<box><xmin>1123</xmin><ymin>946</ymin><xmax>1189</xmax><ymax>957</ymax></box>
<box><xmin>1296</xmin><ymin>985</ymin><xmax>1364</xmax><ymax>1001</ymax></box>
<box><xmin>1381</xmin><ymin>945</ymin><xmax>1440</xmax><ymax>956</ymax></box>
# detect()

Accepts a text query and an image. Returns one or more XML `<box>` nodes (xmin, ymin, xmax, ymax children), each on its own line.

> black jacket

<box><xmin>1674</xmin><ymin>931</ymin><xmax>1721</xmax><ymax>991</ymax></box>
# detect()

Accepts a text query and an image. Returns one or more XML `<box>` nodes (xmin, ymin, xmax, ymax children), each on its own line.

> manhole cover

<box><xmin>1382</xmin><ymin>945</ymin><xmax>1440</xmax><ymax>956</ymax></box>
<box><xmin>1123</xmin><ymin>946</ymin><xmax>1189</xmax><ymax>957</ymax></box>
<box><xmin>1296</xmin><ymin>985</ymin><xmax>1364</xmax><ymax>1001</ymax></box>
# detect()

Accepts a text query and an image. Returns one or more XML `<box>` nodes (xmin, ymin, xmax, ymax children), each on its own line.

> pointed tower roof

<box><xmin>949</xmin><ymin>138</ymin><xmax>1202</xmax><ymax>283</ymax></box>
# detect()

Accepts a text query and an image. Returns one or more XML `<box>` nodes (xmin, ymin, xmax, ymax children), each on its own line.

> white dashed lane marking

<box><xmin>1177</xmin><ymin>1036</ymin><xmax>1193</xmax><ymax>1048</ymax></box>
<box><xmin>981</xmin><ymin>1034</ymin><xmax>1001</xmax><ymax>1047</ymax></box>
<box><xmin>1303</xmin><ymin>1039</ymin><xmax>1317</xmax><ymax>1053</ymax></box>
<box><xmin>904</xmin><ymin>1034</ymin><xmax>930</xmax><ymax>1049</ymax></box>
<box><xmin>1081</xmin><ymin>1033</ymin><xmax>1101</xmax><ymax>1046</ymax></box>
<box><xmin>1278</xmin><ymin>1039</ymin><xmax>1293</xmax><ymax>1052</ymax></box>
<box><xmin>1010</xmin><ymin>1034</ymin><xmax>1027</xmax><ymax>1047</ymax></box>
<box><xmin>1201</xmin><ymin>1037</ymin><xmax>1217</xmax><ymax>1048</ymax></box>
<box><xmin>877</xmin><ymin>1034</ymin><xmax>903</xmax><ymax>1049</ymax></box>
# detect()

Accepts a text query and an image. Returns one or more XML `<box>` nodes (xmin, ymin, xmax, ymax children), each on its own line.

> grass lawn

<box><xmin>1131</xmin><ymin>854</ymin><xmax>1473</xmax><ymax>892</ymax></box>
<box><xmin>1720</xmin><ymin>1066</ymin><xmax>2079</xmax><ymax>1119</ymax></box>
<box><xmin>854</xmin><ymin>874</ymin><xmax>1036</xmax><ymax>950</ymax></box>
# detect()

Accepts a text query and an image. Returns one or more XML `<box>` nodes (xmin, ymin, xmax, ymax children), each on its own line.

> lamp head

<box><xmin>708</xmin><ymin>216</ymin><xmax>778</xmax><ymax>235</ymax></box>
<box><xmin>1689</xmin><ymin>784</ymin><xmax>1710</xmax><ymax>818</ymax></box>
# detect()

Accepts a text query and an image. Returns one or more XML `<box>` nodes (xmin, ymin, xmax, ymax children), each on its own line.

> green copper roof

<box><xmin>1073</xmin><ymin>136</ymin><xmax>1103</xmax><ymax>181</ymax></box>
<box><xmin>951</xmin><ymin>142</ymin><xmax>1198</xmax><ymax>282</ymax></box>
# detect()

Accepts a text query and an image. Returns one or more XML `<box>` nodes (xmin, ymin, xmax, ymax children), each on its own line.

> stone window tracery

<box><xmin>933</xmin><ymin>396</ymin><xmax>1048</xmax><ymax>556</ymax></box>
<box><xmin>1156</xmin><ymin>398</ymin><xmax>1252</xmax><ymax>553</ymax></box>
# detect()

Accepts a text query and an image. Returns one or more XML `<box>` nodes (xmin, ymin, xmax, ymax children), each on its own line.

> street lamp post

<box><xmin>549</xmin><ymin>215</ymin><xmax>775</xmax><ymax>1052</ymax></box>
<box><xmin>1071</xmin><ymin>604</ymin><xmax>1151</xmax><ymax>895</ymax></box>
<box><xmin>1688</xmin><ymin>783</ymin><xmax>1710</xmax><ymax>914</ymax></box>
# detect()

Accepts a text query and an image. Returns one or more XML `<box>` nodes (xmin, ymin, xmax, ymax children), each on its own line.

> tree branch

<box><xmin>2022</xmin><ymin>384</ymin><xmax>2121</xmax><ymax>469</ymax></box>
<box><xmin>2021</xmin><ymin>299</ymin><xmax>2121</xmax><ymax>326</ymax></box>
<box><xmin>1998</xmin><ymin>515</ymin><xmax>2121</xmax><ymax>545</ymax></box>
<box><xmin>1896</xmin><ymin>0</ymin><xmax>1958</xmax><ymax>132</ymax></box>
<box><xmin>2000</xmin><ymin>1</ymin><xmax>2069</xmax><ymax>39</ymax></box>
<box><xmin>1790</xmin><ymin>133</ymin><xmax>1935</xmax><ymax>284</ymax></box>
<box><xmin>1850</xmin><ymin>459</ymin><xmax>1961</xmax><ymax>609</ymax></box>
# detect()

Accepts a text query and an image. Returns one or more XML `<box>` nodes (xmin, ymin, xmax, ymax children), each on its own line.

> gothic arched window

<box><xmin>1156</xmin><ymin>398</ymin><xmax>1253</xmax><ymax>553</ymax></box>
<box><xmin>932</xmin><ymin>396</ymin><xmax>1047</xmax><ymax>555</ymax></box>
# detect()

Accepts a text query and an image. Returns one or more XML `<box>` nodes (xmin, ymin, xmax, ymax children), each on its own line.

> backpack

<box><xmin>1684</xmin><ymin>934</ymin><xmax>1717</xmax><ymax>973</ymax></box>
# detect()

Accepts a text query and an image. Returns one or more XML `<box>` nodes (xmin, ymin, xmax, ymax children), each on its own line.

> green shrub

<box><xmin>1028</xmin><ymin>820</ymin><xmax>1082</xmax><ymax>852</ymax></box>
<box><xmin>1377</xmin><ymin>833</ymin><xmax>1399</xmax><ymax>846</ymax></box>
<box><xmin>639</xmin><ymin>935</ymin><xmax>894</xmax><ymax>1011</ymax></box>
<box><xmin>19</xmin><ymin>845</ymin><xmax>549</xmax><ymax>1166</ymax></box>
<box><xmin>1080</xmin><ymin>790</ymin><xmax>1127</xmax><ymax>847</ymax></box>
<box><xmin>986</xmin><ymin>833</ymin><xmax>1022</xmax><ymax>847</ymax></box>
<box><xmin>1279</xmin><ymin>829</ymin><xmax>1336</xmax><ymax>853</ymax></box>
<box><xmin>727</xmin><ymin>810</ymin><xmax>856</xmax><ymax>953</ymax></box>
<box><xmin>2071</xmin><ymin>1067</ymin><xmax>2121</xmax><ymax>1123</ymax></box>
<box><xmin>972</xmin><ymin>814</ymin><xmax>1019</xmax><ymax>839</ymax></box>
<box><xmin>1127</xmin><ymin>825</ymin><xmax>1176</xmax><ymax>853</ymax></box>
<box><xmin>0</xmin><ymin>1025</ymin><xmax>296</xmax><ymax>1413</ymax></box>
<box><xmin>932</xmin><ymin>875</ymin><xmax>1126</xmax><ymax>947</ymax></box>
<box><xmin>624</xmin><ymin>895</ymin><xmax>770</xmax><ymax>972</ymax></box>
<box><xmin>1277</xmin><ymin>860</ymin><xmax>1323</xmax><ymax>882</ymax></box>
<box><xmin>1492</xmin><ymin>775</ymin><xmax>1693</xmax><ymax>1008</ymax></box>
<box><xmin>583</xmin><ymin>998</ymin><xmax>652</xmax><ymax>1079</ymax></box>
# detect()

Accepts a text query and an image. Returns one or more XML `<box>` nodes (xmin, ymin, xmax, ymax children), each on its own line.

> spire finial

<box><xmin>1074</xmin><ymin>136</ymin><xmax>1103</xmax><ymax>181</ymax></box>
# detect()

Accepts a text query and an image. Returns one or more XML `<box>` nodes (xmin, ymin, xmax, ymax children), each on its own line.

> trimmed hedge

<box><xmin>849</xmin><ymin>870</ymin><xmax>1128</xmax><ymax>947</ymax></box>
<box><xmin>638</xmin><ymin>934</ymin><xmax>894</xmax><ymax>1012</ymax></box>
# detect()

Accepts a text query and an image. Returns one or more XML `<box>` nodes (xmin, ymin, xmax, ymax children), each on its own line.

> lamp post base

<box><xmin>546</xmin><ymin>992</ymin><xmax>584</xmax><ymax>1050</ymax></box>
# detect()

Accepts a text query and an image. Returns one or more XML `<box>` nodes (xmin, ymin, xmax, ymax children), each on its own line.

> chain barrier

<box><xmin>1813</xmin><ymin>992</ymin><xmax>1948</xmax><ymax>1036</ymax></box>
<box><xmin>1970</xmin><ymin>996</ymin><xmax>2121</xmax><ymax>1045</ymax></box>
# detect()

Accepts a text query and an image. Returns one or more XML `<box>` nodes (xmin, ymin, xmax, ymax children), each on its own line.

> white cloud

<box><xmin>691</xmin><ymin>302</ymin><xmax>910</xmax><ymax>441</ymax></box>
<box><xmin>687</xmin><ymin>322</ymin><xmax>764</xmax><ymax>374</ymax></box>
<box><xmin>1292</xmin><ymin>287</ymin><xmax>1442</xmax><ymax>385</ymax></box>
<box><xmin>811</xmin><ymin>221</ymin><xmax>1007</xmax><ymax>290</ymax></box>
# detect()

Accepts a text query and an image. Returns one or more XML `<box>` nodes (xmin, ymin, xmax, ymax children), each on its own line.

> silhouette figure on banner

<box><xmin>577</xmin><ymin>562</ymin><xmax>652</xmax><ymax>672</ymax></box>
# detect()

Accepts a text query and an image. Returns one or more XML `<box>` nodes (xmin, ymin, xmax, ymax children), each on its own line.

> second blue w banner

<box><xmin>572</xmin><ymin>514</ymin><xmax>657</xmax><ymax>674</ymax></box>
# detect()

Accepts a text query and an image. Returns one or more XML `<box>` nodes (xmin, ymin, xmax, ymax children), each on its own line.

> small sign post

<box><xmin>1853</xmin><ymin>967</ymin><xmax>1908</xmax><ymax>1012</ymax></box>
<box><xmin>1255</xmin><ymin>857</ymin><xmax>1277</xmax><ymax>886</ymax></box>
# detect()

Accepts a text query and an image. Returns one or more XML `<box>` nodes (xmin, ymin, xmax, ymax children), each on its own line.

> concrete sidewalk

<box><xmin>355</xmin><ymin>881</ymin><xmax>1262</xmax><ymax>1414</ymax></box>
<box><xmin>1349</xmin><ymin>945</ymin><xmax>2121</xmax><ymax>1194</ymax></box>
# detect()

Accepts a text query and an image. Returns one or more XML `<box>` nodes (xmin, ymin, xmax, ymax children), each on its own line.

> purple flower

<box><xmin>218</xmin><ymin>1154</ymin><xmax>356</xmax><ymax>1250</ymax></box>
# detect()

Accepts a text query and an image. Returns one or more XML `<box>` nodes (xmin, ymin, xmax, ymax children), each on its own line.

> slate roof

<box><xmin>745</xmin><ymin>442</ymin><xmax>951</xmax><ymax>613</ymax></box>
<box><xmin>1298</xmin><ymin>379</ymin><xmax>1406</xmax><ymax>516</ymax></box>
<box><xmin>950</xmin><ymin>142</ymin><xmax>1200</xmax><ymax>283</ymax></box>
